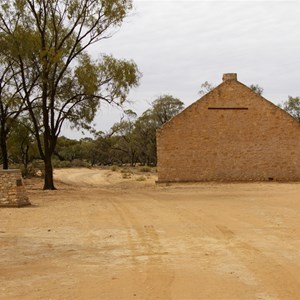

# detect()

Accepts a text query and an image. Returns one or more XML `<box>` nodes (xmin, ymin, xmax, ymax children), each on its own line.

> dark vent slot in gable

<box><xmin>208</xmin><ymin>107</ymin><xmax>248</xmax><ymax>110</ymax></box>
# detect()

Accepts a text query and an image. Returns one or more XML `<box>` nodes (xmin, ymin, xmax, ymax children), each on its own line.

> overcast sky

<box><xmin>65</xmin><ymin>0</ymin><xmax>300</xmax><ymax>139</ymax></box>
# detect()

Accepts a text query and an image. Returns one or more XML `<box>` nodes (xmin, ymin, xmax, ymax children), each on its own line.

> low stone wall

<box><xmin>0</xmin><ymin>169</ymin><xmax>30</xmax><ymax>207</ymax></box>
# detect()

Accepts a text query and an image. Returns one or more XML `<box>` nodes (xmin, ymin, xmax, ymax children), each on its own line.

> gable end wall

<box><xmin>157</xmin><ymin>80</ymin><xmax>300</xmax><ymax>182</ymax></box>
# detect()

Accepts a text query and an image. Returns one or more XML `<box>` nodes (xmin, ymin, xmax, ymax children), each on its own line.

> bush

<box><xmin>21</xmin><ymin>165</ymin><xmax>39</xmax><ymax>178</ymax></box>
<box><xmin>72</xmin><ymin>159</ymin><xmax>89</xmax><ymax>168</ymax></box>
<box><xmin>52</xmin><ymin>159</ymin><xmax>89</xmax><ymax>168</ymax></box>
<box><xmin>9</xmin><ymin>162</ymin><xmax>42</xmax><ymax>178</ymax></box>
<box><xmin>52</xmin><ymin>160</ymin><xmax>72</xmax><ymax>168</ymax></box>
<box><xmin>140</xmin><ymin>166</ymin><xmax>151</xmax><ymax>172</ymax></box>
<box><xmin>31</xmin><ymin>160</ymin><xmax>44</xmax><ymax>170</ymax></box>
<box><xmin>136</xmin><ymin>176</ymin><xmax>146</xmax><ymax>181</ymax></box>
<box><xmin>121</xmin><ymin>168</ymin><xmax>132</xmax><ymax>174</ymax></box>
<box><xmin>122</xmin><ymin>172</ymin><xmax>131</xmax><ymax>179</ymax></box>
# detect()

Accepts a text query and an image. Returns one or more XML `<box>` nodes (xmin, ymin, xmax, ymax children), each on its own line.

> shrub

<box><xmin>72</xmin><ymin>159</ymin><xmax>89</xmax><ymax>168</ymax></box>
<box><xmin>52</xmin><ymin>160</ymin><xmax>72</xmax><ymax>168</ymax></box>
<box><xmin>21</xmin><ymin>165</ymin><xmax>38</xmax><ymax>178</ymax></box>
<box><xmin>136</xmin><ymin>176</ymin><xmax>146</xmax><ymax>181</ymax></box>
<box><xmin>121</xmin><ymin>168</ymin><xmax>132</xmax><ymax>174</ymax></box>
<box><xmin>122</xmin><ymin>172</ymin><xmax>131</xmax><ymax>179</ymax></box>
<box><xmin>140</xmin><ymin>166</ymin><xmax>151</xmax><ymax>173</ymax></box>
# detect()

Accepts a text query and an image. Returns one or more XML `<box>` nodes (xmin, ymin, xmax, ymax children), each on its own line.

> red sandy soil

<box><xmin>1</xmin><ymin>167</ymin><xmax>300</xmax><ymax>299</ymax></box>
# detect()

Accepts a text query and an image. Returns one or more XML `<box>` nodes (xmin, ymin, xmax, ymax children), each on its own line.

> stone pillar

<box><xmin>0</xmin><ymin>169</ymin><xmax>30</xmax><ymax>207</ymax></box>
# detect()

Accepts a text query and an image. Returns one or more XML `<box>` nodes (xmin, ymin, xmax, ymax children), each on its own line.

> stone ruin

<box><xmin>0</xmin><ymin>169</ymin><xmax>30</xmax><ymax>207</ymax></box>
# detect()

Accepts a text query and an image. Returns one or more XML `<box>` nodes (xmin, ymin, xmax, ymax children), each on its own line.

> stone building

<box><xmin>156</xmin><ymin>73</ymin><xmax>300</xmax><ymax>182</ymax></box>
<box><xmin>0</xmin><ymin>169</ymin><xmax>30</xmax><ymax>207</ymax></box>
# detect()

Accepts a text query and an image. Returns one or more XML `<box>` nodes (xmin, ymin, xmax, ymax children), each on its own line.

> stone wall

<box><xmin>0</xmin><ymin>170</ymin><xmax>30</xmax><ymax>207</ymax></box>
<box><xmin>157</xmin><ymin>74</ymin><xmax>300</xmax><ymax>182</ymax></box>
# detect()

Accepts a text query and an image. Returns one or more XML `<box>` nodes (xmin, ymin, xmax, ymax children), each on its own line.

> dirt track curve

<box><xmin>1</xmin><ymin>168</ymin><xmax>300</xmax><ymax>299</ymax></box>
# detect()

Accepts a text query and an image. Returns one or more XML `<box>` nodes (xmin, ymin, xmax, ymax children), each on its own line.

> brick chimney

<box><xmin>222</xmin><ymin>73</ymin><xmax>237</xmax><ymax>82</ymax></box>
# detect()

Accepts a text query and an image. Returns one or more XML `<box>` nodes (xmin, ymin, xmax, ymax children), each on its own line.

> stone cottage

<box><xmin>156</xmin><ymin>73</ymin><xmax>300</xmax><ymax>182</ymax></box>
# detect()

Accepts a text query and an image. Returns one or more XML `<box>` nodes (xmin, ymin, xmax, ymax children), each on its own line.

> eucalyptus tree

<box><xmin>134</xmin><ymin>95</ymin><xmax>184</xmax><ymax>165</ymax></box>
<box><xmin>134</xmin><ymin>110</ymin><xmax>158</xmax><ymax>165</ymax></box>
<box><xmin>0</xmin><ymin>59</ymin><xmax>25</xmax><ymax>169</ymax></box>
<box><xmin>198</xmin><ymin>81</ymin><xmax>215</xmax><ymax>96</ymax></box>
<box><xmin>0</xmin><ymin>0</ymin><xmax>140</xmax><ymax>189</ymax></box>
<box><xmin>110</xmin><ymin>109</ymin><xmax>138</xmax><ymax>166</ymax></box>
<box><xmin>249</xmin><ymin>84</ymin><xmax>264</xmax><ymax>96</ymax></box>
<box><xmin>7</xmin><ymin>119</ymin><xmax>37</xmax><ymax>176</ymax></box>
<box><xmin>150</xmin><ymin>95</ymin><xmax>184</xmax><ymax>126</ymax></box>
<box><xmin>281</xmin><ymin>96</ymin><xmax>300</xmax><ymax>122</ymax></box>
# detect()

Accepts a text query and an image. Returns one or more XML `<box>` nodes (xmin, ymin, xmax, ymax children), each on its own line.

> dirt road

<box><xmin>1</xmin><ymin>168</ymin><xmax>300</xmax><ymax>299</ymax></box>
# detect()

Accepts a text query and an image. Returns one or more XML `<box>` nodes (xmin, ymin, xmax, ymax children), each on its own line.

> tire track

<box><xmin>109</xmin><ymin>197</ymin><xmax>174</xmax><ymax>300</ymax></box>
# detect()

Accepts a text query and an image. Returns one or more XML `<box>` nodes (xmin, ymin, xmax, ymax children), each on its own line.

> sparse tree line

<box><xmin>0</xmin><ymin>1</ymin><xmax>299</xmax><ymax>190</ymax></box>
<box><xmin>0</xmin><ymin>95</ymin><xmax>184</xmax><ymax>173</ymax></box>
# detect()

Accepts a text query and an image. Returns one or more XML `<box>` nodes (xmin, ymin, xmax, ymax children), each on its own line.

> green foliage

<box><xmin>280</xmin><ymin>96</ymin><xmax>300</xmax><ymax>122</ymax></box>
<box><xmin>0</xmin><ymin>0</ymin><xmax>139</xmax><ymax>189</ymax></box>
<box><xmin>136</xmin><ymin>176</ymin><xmax>146</xmax><ymax>181</ymax></box>
<box><xmin>151</xmin><ymin>95</ymin><xmax>184</xmax><ymax>126</ymax></box>
<box><xmin>2</xmin><ymin>92</ymin><xmax>184</xmax><ymax>169</ymax></box>
<box><xmin>0</xmin><ymin>58</ymin><xmax>27</xmax><ymax>169</ymax></box>
<box><xmin>75</xmin><ymin>54</ymin><xmax>98</xmax><ymax>96</ymax></box>
<box><xmin>121</xmin><ymin>168</ymin><xmax>132</xmax><ymax>174</ymax></box>
<box><xmin>52</xmin><ymin>159</ymin><xmax>72</xmax><ymax>169</ymax></box>
<box><xmin>198</xmin><ymin>81</ymin><xmax>215</xmax><ymax>96</ymax></box>
<box><xmin>133</xmin><ymin>95</ymin><xmax>184</xmax><ymax>165</ymax></box>
<box><xmin>110</xmin><ymin>111</ymin><xmax>138</xmax><ymax>166</ymax></box>
<box><xmin>111</xmin><ymin>165</ymin><xmax>118</xmax><ymax>171</ymax></box>
<box><xmin>133</xmin><ymin>110</ymin><xmax>157</xmax><ymax>165</ymax></box>
<box><xmin>122</xmin><ymin>172</ymin><xmax>131</xmax><ymax>179</ymax></box>
<box><xmin>99</xmin><ymin>55</ymin><xmax>141</xmax><ymax>104</ymax></box>
<box><xmin>7</xmin><ymin>120</ymin><xmax>38</xmax><ymax>168</ymax></box>
<box><xmin>102</xmin><ymin>0</ymin><xmax>133</xmax><ymax>23</ymax></box>
<box><xmin>106</xmin><ymin>95</ymin><xmax>184</xmax><ymax>166</ymax></box>
<box><xmin>140</xmin><ymin>166</ymin><xmax>151</xmax><ymax>172</ymax></box>
<box><xmin>249</xmin><ymin>84</ymin><xmax>264</xmax><ymax>96</ymax></box>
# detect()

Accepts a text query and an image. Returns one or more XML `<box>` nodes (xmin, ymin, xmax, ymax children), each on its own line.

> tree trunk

<box><xmin>0</xmin><ymin>127</ymin><xmax>9</xmax><ymax>169</ymax></box>
<box><xmin>130</xmin><ymin>149</ymin><xmax>135</xmax><ymax>167</ymax></box>
<box><xmin>43</xmin><ymin>129</ymin><xmax>56</xmax><ymax>190</ymax></box>
<box><xmin>43</xmin><ymin>153</ymin><xmax>56</xmax><ymax>190</ymax></box>
<box><xmin>22</xmin><ymin>144</ymin><xmax>30</xmax><ymax>177</ymax></box>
